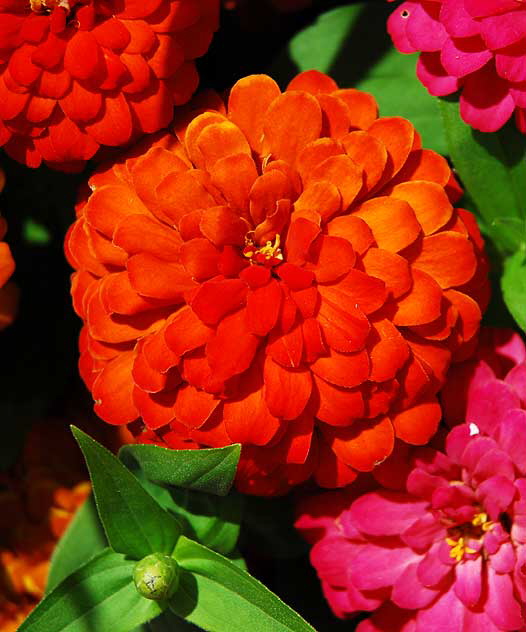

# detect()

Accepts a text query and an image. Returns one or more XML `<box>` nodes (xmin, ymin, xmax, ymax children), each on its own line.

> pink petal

<box><xmin>357</xmin><ymin>603</ymin><xmax>417</xmax><ymax>632</ymax></box>
<box><xmin>489</xmin><ymin>541</ymin><xmax>516</xmax><ymax>574</ymax></box>
<box><xmin>405</xmin><ymin>3</ymin><xmax>447</xmax><ymax>51</ymax></box>
<box><xmin>454</xmin><ymin>556</ymin><xmax>482</xmax><ymax>607</ymax></box>
<box><xmin>387</xmin><ymin>2</ymin><xmax>423</xmax><ymax>54</ymax></box>
<box><xmin>440</xmin><ymin>37</ymin><xmax>492</xmax><ymax>78</ymax></box>
<box><xmin>406</xmin><ymin>467</ymin><xmax>448</xmax><ymax>500</ymax></box>
<box><xmin>477</xmin><ymin>475</ymin><xmax>517</xmax><ymax>520</ymax></box>
<box><xmin>464</xmin><ymin>0</ymin><xmax>523</xmax><ymax>18</ymax></box>
<box><xmin>440</xmin><ymin>0</ymin><xmax>481</xmax><ymax>38</ymax></box>
<box><xmin>479</xmin><ymin>10</ymin><xmax>526</xmax><ymax>49</ymax></box>
<box><xmin>465</xmin><ymin>379</ymin><xmax>520</xmax><ymax>435</ymax></box>
<box><xmin>463</xmin><ymin>608</ymin><xmax>501</xmax><ymax>632</ymax></box>
<box><xmin>485</xmin><ymin>564</ymin><xmax>524</xmax><ymax>630</ymax></box>
<box><xmin>513</xmin><ymin>545</ymin><xmax>526</xmax><ymax>602</ymax></box>
<box><xmin>505</xmin><ymin>364</ymin><xmax>526</xmax><ymax>406</ymax></box>
<box><xmin>402</xmin><ymin>513</ymin><xmax>445</xmax><ymax>552</ymax></box>
<box><xmin>310</xmin><ymin>536</ymin><xmax>359</xmax><ymax>587</ymax></box>
<box><xmin>472</xmin><ymin>450</ymin><xmax>515</xmax><ymax>485</ymax></box>
<box><xmin>415</xmin><ymin>589</ymin><xmax>464</xmax><ymax>631</ymax></box>
<box><xmin>496</xmin><ymin>408</ymin><xmax>526</xmax><ymax>474</ymax></box>
<box><xmin>417</xmin><ymin>543</ymin><xmax>454</xmax><ymax>587</ymax></box>
<box><xmin>417</xmin><ymin>52</ymin><xmax>460</xmax><ymax>97</ymax></box>
<box><xmin>348</xmin><ymin>542</ymin><xmax>418</xmax><ymax>590</ymax></box>
<box><xmin>445</xmin><ymin>424</ymin><xmax>472</xmax><ymax>464</ymax></box>
<box><xmin>496</xmin><ymin>40</ymin><xmax>526</xmax><ymax>83</ymax></box>
<box><xmin>349</xmin><ymin>491</ymin><xmax>428</xmax><ymax>537</ymax></box>
<box><xmin>392</xmin><ymin>561</ymin><xmax>440</xmax><ymax>609</ymax></box>
<box><xmin>460</xmin><ymin>65</ymin><xmax>515</xmax><ymax>133</ymax></box>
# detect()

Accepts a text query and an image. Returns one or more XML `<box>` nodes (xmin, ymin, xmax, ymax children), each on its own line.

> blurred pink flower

<box><xmin>296</xmin><ymin>360</ymin><xmax>526</xmax><ymax>629</ymax></box>
<box><xmin>387</xmin><ymin>0</ymin><xmax>526</xmax><ymax>133</ymax></box>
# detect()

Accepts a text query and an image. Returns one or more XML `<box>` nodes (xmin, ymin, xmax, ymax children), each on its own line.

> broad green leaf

<box><xmin>501</xmin><ymin>249</ymin><xmax>526</xmax><ymax>332</ymax></box>
<box><xmin>72</xmin><ymin>427</ymin><xmax>181</xmax><ymax>559</ymax></box>
<box><xmin>439</xmin><ymin>97</ymin><xmax>526</xmax><ymax>253</ymax></box>
<box><xmin>120</xmin><ymin>443</ymin><xmax>241</xmax><ymax>496</ymax></box>
<box><xmin>168</xmin><ymin>489</ymin><xmax>243</xmax><ymax>556</ymax></box>
<box><xmin>134</xmin><ymin>471</ymin><xmax>243</xmax><ymax>556</ymax></box>
<box><xmin>170</xmin><ymin>537</ymin><xmax>316</xmax><ymax>632</ymax></box>
<box><xmin>274</xmin><ymin>3</ymin><xmax>445</xmax><ymax>153</ymax></box>
<box><xmin>20</xmin><ymin>549</ymin><xmax>162</xmax><ymax>632</ymax></box>
<box><xmin>133</xmin><ymin>610</ymin><xmax>200</xmax><ymax>631</ymax></box>
<box><xmin>47</xmin><ymin>494</ymin><xmax>107</xmax><ymax>593</ymax></box>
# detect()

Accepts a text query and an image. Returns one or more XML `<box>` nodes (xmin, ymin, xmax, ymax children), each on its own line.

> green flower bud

<box><xmin>133</xmin><ymin>553</ymin><xmax>180</xmax><ymax>601</ymax></box>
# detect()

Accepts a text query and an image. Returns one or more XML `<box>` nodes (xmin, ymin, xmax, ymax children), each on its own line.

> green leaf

<box><xmin>47</xmin><ymin>494</ymin><xmax>107</xmax><ymax>593</ymax></box>
<box><xmin>439</xmin><ymin>97</ymin><xmax>526</xmax><ymax>253</ymax></box>
<box><xmin>170</xmin><ymin>537</ymin><xmax>316</xmax><ymax>632</ymax></box>
<box><xmin>132</xmin><ymin>609</ymin><xmax>200</xmax><ymax>631</ymax></box>
<box><xmin>120</xmin><ymin>443</ymin><xmax>241</xmax><ymax>496</ymax></box>
<box><xmin>20</xmin><ymin>549</ymin><xmax>162</xmax><ymax>632</ymax></box>
<box><xmin>501</xmin><ymin>249</ymin><xmax>526</xmax><ymax>332</ymax></box>
<box><xmin>273</xmin><ymin>3</ymin><xmax>445</xmax><ymax>153</ymax></box>
<box><xmin>72</xmin><ymin>426</ymin><xmax>181</xmax><ymax>559</ymax></box>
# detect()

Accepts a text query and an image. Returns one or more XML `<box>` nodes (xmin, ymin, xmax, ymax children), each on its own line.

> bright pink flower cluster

<box><xmin>296</xmin><ymin>329</ymin><xmax>526</xmax><ymax>630</ymax></box>
<box><xmin>388</xmin><ymin>0</ymin><xmax>526</xmax><ymax>133</ymax></box>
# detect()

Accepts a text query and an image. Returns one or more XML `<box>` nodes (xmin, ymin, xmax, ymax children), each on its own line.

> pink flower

<box><xmin>441</xmin><ymin>326</ymin><xmax>526</xmax><ymax>429</ymax></box>
<box><xmin>296</xmin><ymin>409</ymin><xmax>526</xmax><ymax>629</ymax></box>
<box><xmin>387</xmin><ymin>0</ymin><xmax>526</xmax><ymax>133</ymax></box>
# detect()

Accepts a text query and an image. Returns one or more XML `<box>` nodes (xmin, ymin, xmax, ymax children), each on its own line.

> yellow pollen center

<box><xmin>243</xmin><ymin>234</ymin><xmax>283</xmax><ymax>265</ymax></box>
<box><xmin>29</xmin><ymin>0</ymin><xmax>70</xmax><ymax>12</ymax></box>
<box><xmin>445</xmin><ymin>512</ymin><xmax>494</xmax><ymax>562</ymax></box>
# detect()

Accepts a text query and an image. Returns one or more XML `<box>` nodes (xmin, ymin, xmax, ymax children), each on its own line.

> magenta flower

<box><xmin>387</xmin><ymin>0</ymin><xmax>526</xmax><ymax>133</ymax></box>
<box><xmin>296</xmin><ymin>412</ymin><xmax>526</xmax><ymax>629</ymax></box>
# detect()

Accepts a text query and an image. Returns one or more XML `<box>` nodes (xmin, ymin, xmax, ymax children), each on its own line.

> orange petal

<box><xmin>405</xmin><ymin>333</ymin><xmax>451</xmax><ymax>390</ymax></box>
<box><xmin>341</xmin><ymin>130</ymin><xmax>387</xmax><ymax>198</ymax></box>
<box><xmin>389</xmin><ymin>181</ymin><xmax>453</xmax><ymax>235</ymax></box>
<box><xmin>85</xmin><ymin>184</ymin><xmax>150</xmax><ymax>237</ymax></box>
<box><xmin>164</xmin><ymin>305</ymin><xmax>212</xmax><ymax>357</ymax></box>
<box><xmin>263</xmin><ymin>356</ymin><xmax>312</xmax><ymax>420</ymax></box>
<box><xmin>306</xmin><ymin>154</ymin><xmax>363</xmax><ymax>210</ymax></box>
<box><xmin>88</xmin><ymin>228</ymin><xmax>127</xmax><ymax>268</ymax></box>
<box><xmin>294</xmin><ymin>181</ymin><xmax>340</xmax><ymax>223</ymax></box>
<box><xmin>309</xmin><ymin>234</ymin><xmax>355</xmax><ymax>283</ymax></box>
<box><xmin>246</xmin><ymin>279</ymin><xmax>282</xmax><ymax>336</ymax></box>
<box><xmin>196</xmin><ymin>120</ymin><xmax>251</xmax><ymax>170</ymax></box>
<box><xmin>368</xmin><ymin>318</ymin><xmax>410</xmax><ymax>382</ymax></box>
<box><xmin>391</xmin><ymin>268</ymin><xmax>442</xmax><ymax>327</ymax></box>
<box><xmin>321</xmin><ymin>416</ymin><xmax>394</xmax><ymax>471</ymax></box>
<box><xmin>317</xmin><ymin>93</ymin><xmax>352</xmax><ymax>139</ymax></box>
<box><xmin>319</xmin><ymin>270</ymin><xmax>386</xmax><ymax>315</ymax></box>
<box><xmin>331</xmin><ymin>88</ymin><xmax>378</xmax><ymax>130</ymax></box>
<box><xmin>317</xmin><ymin>294</ymin><xmax>370</xmax><ymax>353</ymax></box>
<box><xmin>313</xmin><ymin>374</ymin><xmax>365</xmax><ymax>426</ymax></box>
<box><xmin>311</xmin><ymin>348</ymin><xmax>370</xmax><ymax>388</ymax></box>
<box><xmin>249</xmin><ymin>169</ymin><xmax>293</xmax><ymax>228</ymax></box>
<box><xmin>180</xmin><ymin>237</ymin><xmax>220</xmax><ymax>281</ymax></box>
<box><xmin>267</xmin><ymin>323</ymin><xmax>304</xmax><ymax>369</ymax></box>
<box><xmin>155</xmin><ymin>169</ymin><xmax>218</xmax><ymax>226</ymax></box>
<box><xmin>326</xmin><ymin>215</ymin><xmax>374</xmax><ymax>255</ymax></box>
<box><xmin>199</xmin><ymin>205</ymin><xmax>248</xmax><ymax>247</ymax></box>
<box><xmin>262</xmin><ymin>91</ymin><xmax>322</xmax><ymax>165</ymax></box>
<box><xmin>444</xmin><ymin>289</ymin><xmax>481</xmax><ymax>344</ymax></box>
<box><xmin>209</xmin><ymin>152</ymin><xmax>257</xmax><ymax>212</ymax></box>
<box><xmin>391</xmin><ymin>396</ymin><xmax>441</xmax><ymax>444</ymax></box>
<box><xmin>113</xmin><ymin>213</ymin><xmax>182</xmax><ymax>260</ymax></box>
<box><xmin>190</xmin><ymin>277</ymin><xmax>247</xmax><ymax>325</ymax></box>
<box><xmin>127</xmin><ymin>253</ymin><xmax>195</xmax><ymax>299</ymax></box>
<box><xmin>409</xmin><ymin>232</ymin><xmax>477</xmax><ymax>289</ymax></box>
<box><xmin>184</xmin><ymin>110</ymin><xmax>228</xmax><ymax>167</ymax></box>
<box><xmin>287</xmin><ymin>70</ymin><xmax>338</xmax><ymax>94</ymax></box>
<box><xmin>296</xmin><ymin>138</ymin><xmax>342</xmax><ymax>184</ymax></box>
<box><xmin>173</xmin><ymin>383</ymin><xmax>220</xmax><ymax>429</ymax></box>
<box><xmin>100</xmin><ymin>271</ymin><xmax>170</xmax><ymax>316</ymax></box>
<box><xmin>228</xmin><ymin>74</ymin><xmax>282</xmax><ymax>152</ymax></box>
<box><xmin>353</xmin><ymin>197</ymin><xmax>421</xmax><ymax>253</ymax></box>
<box><xmin>386</xmin><ymin>148</ymin><xmax>451</xmax><ymax>190</ymax></box>
<box><xmin>367</xmin><ymin>116</ymin><xmax>415</xmax><ymax>184</ymax></box>
<box><xmin>92</xmin><ymin>351</ymin><xmax>139</xmax><ymax>424</ymax></box>
<box><xmin>361</xmin><ymin>248</ymin><xmax>412</xmax><ymax>299</ymax></box>
<box><xmin>314</xmin><ymin>435</ymin><xmax>358</xmax><ymax>488</ymax></box>
<box><xmin>285</xmin><ymin>218</ymin><xmax>320</xmax><ymax>266</ymax></box>
<box><xmin>133</xmin><ymin>387</ymin><xmax>177</xmax><ymax>430</ymax></box>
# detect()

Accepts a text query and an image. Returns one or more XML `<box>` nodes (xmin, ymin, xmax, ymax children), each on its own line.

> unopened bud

<box><xmin>133</xmin><ymin>553</ymin><xmax>180</xmax><ymax>601</ymax></box>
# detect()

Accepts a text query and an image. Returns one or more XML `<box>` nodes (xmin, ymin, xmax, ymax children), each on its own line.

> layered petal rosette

<box><xmin>0</xmin><ymin>0</ymin><xmax>218</xmax><ymax>171</ymax></box>
<box><xmin>66</xmin><ymin>70</ymin><xmax>489</xmax><ymax>496</ymax></box>
<box><xmin>296</xmin><ymin>411</ymin><xmax>526</xmax><ymax>630</ymax></box>
<box><xmin>388</xmin><ymin>0</ymin><xmax>526</xmax><ymax>133</ymax></box>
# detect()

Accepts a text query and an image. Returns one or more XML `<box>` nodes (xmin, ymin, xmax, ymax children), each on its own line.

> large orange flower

<box><xmin>66</xmin><ymin>70</ymin><xmax>489</xmax><ymax>496</ymax></box>
<box><xmin>0</xmin><ymin>0</ymin><xmax>218</xmax><ymax>171</ymax></box>
<box><xmin>0</xmin><ymin>421</ymin><xmax>91</xmax><ymax>630</ymax></box>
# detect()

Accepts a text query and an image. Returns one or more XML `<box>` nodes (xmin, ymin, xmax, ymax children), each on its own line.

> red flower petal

<box><xmin>263</xmin><ymin>355</ymin><xmax>312</xmax><ymax>420</ymax></box>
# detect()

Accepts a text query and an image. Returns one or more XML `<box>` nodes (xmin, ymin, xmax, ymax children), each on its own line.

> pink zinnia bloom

<box><xmin>296</xmin><ymin>413</ymin><xmax>526</xmax><ymax>629</ymax></box>
<box><xmin>387</xmin><ymin>0</ymin><xmax>526</xmax><ymax>133</ymax></box>
<box><xmin>442</xmin><ymin>326</ymin><xmax>526</xmax><ymax>428</ymax></box>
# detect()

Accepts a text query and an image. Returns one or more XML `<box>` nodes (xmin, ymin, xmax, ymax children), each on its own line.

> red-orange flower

<box><xmin>66</xmin><ymin>70</ymin><xmax>489</xmax><ymax>496</ymax></box>
<box><xmin>0</xmin><ymin>0</ymin><xmax>219</xmax><ymax>171</ymax></box>
<box><xmin>0</xmin><ymin>421</ymin><xmax>91</xmax><ymax>629</ymax></box>
<box><xmin>0</xmin><ymin>168</ymin><xmax>18</xmax><ymax>329</ymax></box>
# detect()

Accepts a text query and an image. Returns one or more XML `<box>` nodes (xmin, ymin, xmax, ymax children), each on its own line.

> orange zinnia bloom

<box><xmin>66</xmin><ymin>70</ymin><xmax>489</xmax><ymax>496</ymax></box>
<box><xmin>0</xmin><ymin>421</ymin><xmax>91</xmax><ymax>628</ymax></box>
<box><xmin>0</xmin><ymin>0</ymin><xmax>218</xmax><ymax>171</ymax></box>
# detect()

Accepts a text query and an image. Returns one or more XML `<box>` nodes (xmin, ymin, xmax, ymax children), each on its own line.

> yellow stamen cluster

<box><xmin>446</xmin><ymin>512</ymin><xmax>494</xmax><ymax>562</ymax></box>
<box><xmin>243</xmin><ymin>234</ymin><xmax>283</xmax><ymax>263</ymax></box>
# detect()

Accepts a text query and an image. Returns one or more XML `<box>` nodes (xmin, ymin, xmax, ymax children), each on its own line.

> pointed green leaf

<box><xmin>47</xmin><ymin>494</ymin><xmax>107</xmax><ymax>593</ymax></box>
<box><xmin>72</xmin><ymin>426</ymin><xmax>181</xmax><ymax>559</ymax></box>
<box><xmin>439</xmin><ymin>97</ymin><xmax>526</xmax><ymax>253</ymax></box>
<box><xmin>119</xmin><ymin>443</ymin><xmax>241</xmax><ymax>496</ymax></box>
<box><xmin>133</xmin><ymin>609</ymin><xmax>200</xmax><ymax>631</ymax></box>
<box><xmin>20</xmin><ymin>549</ymin><xmax>162</xmax><ymax>632</ymax></box>
<box><xmin>170</xmin><ymin>537</ymin><xmax>316</xmax><ymax>632</ymax></box>
<box><xmin>501</xmin><ymin>249</ymin><xmax>526</xmax><ymax>332</ymax></box>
